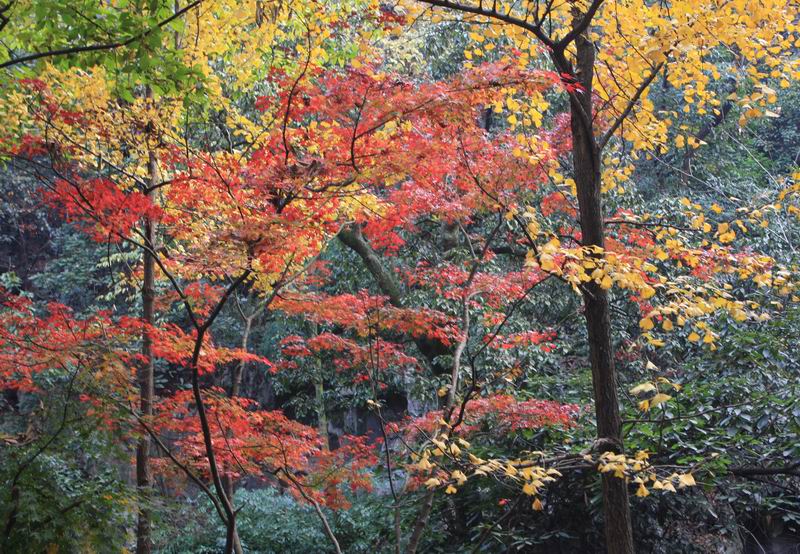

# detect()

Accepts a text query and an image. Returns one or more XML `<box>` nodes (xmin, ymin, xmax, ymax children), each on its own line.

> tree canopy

<box><xmin>1</xmin><ymin>1</ymin><xmax>799</xmax><ymax>553</ymax></box>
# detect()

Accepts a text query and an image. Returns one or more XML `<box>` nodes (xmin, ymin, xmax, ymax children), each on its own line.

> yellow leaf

<box><xmin>424</xmin><ymin>478</ymin><xmax>441</xmax><ymax>489</ymax></box>
<box><xmin>650</xmin><ymin>393</ymin><xmax>672</xmax><ymax>407</ymax></box>
<box><xmin>688</xmin><ymin>331</ymin><xmax>701</xmax><ymax>342</ymax></box>
<box><xmin>522</xmin><ymin>481</ymin><xmax>537</xmax><ymax>495</ymax></box>
<box><xmin>629</xmin><ymin>382</ymin><xmax>656</xmax><ymax>395</ymax></box>
<box><xmin>639</xmin><ymin>318</ymin><xmax>654</xmax><ymax>330</ymax></box>
<box><xmin>445</xmin><ymin>485</ymin><xmax>457</xmax><ymax>494</ymax></box>
<box><xmin>416</xmin><ymin>456</ymin><xmax>434</xmax><ymax>472</ymax></box>
<box><xmin>678</xmin><ymin>473</ymin><xmax>696</xmax><ymax>488</ymax></box>
<box><xmin>532</xmin><ymin>498</ymin><xmax>543</xmax><ymax>511</ymax></box>
<box><xmin>636</xmin><ymin>483</ymin><xmax>650</xmax><ymax>497</ymax></box>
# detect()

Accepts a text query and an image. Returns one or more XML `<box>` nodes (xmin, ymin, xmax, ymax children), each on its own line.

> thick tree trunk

<box><xmin>135</xmin><ymin>151</ymin><xmax>157</xmax><ymax>554</ymax></box>
<box><xmin>565</xmin><ymin>19</ymin><xmax>635</xmax><ymax>554</ymax></box>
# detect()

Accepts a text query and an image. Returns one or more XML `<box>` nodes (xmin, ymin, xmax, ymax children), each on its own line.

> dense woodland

<box><xmin>1</xmin><ymin>1</ymin><xmax>799</xmax><ymax>552</ymax></box>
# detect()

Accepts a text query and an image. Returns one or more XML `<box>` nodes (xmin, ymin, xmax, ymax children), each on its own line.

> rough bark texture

<box><xmin>566</xmin><ymin>17</ymin><xmax>635</xmax><ymax>554</ymax></box>
<box><xmin>135</xmin><ymin>152</ymin><xmax>157</xmax><ymax>554</ymax></box>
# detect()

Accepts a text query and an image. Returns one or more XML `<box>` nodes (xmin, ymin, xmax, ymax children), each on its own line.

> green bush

<box><xmin>157</xmin><ymin>487</ymin><xmax>396</xmax><ymax>554</ymax></box>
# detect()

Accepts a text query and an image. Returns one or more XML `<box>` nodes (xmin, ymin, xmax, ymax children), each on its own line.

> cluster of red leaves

<box><xmin>0</xmin><ymin>291</ymin><xmax>134</xmax><ymax>392</ymax></box>
<box><xmin>44</xmin><ymin>177</ymin><xmax>162</xmax><ymax>243</ymax></box>
<box><xmin>0</xmin><ymin>289</ymin><xmax>267</xmax><ymax>390</ymax></box>
<box><xmin>484</xmin><ymin>330</ymin><xmax>557</xmax><ymax>352</ymax></box>
<box><xmin>273</xmin><ymin>290</ymin><xmax>461</xmax><ymax>346</ymax></box>
<box><xmin>398</xmin><ymin>394</ymin><xmax>579</xmax><ymax>443</ymax></box>
<box><xmin>405</xmin><ymin>262</ymin><xmax>547</xmax><ymax>310</ymax></box>
<box><xmin>153</xmin><ymin>388</ymin><xmax>377</xmax><ymax>508</ymax></box>
<box><xmin>279</xmin><ymin>333</ymin><xmax>417</xmax><ymax>377</ymax></box>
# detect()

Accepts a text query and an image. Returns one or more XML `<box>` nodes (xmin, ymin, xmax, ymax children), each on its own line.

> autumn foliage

<box><xmin>1</xmin><ymin>0</ymin><xmax>799</xmax><ymax>552</ymax></box>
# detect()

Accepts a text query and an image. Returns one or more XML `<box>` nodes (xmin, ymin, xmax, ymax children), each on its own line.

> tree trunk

<box><xmin>135</xmin><ymin>150</ymin><xmax>157</xmax><ymax>554</ymax></box>
<box><xmin>224</xmin><ymin>311</ymin><xmax>253</xmax><ymax>554</ymax></box>
<box><xmin>565</xmin><ymin>17</ymin><xmax>635</xmax><ymax>554</ymax></box>
<box><xmin>306</xmin><ymin>321</ymin><xmax>329</xmax><ymax>450</ymax></box>
<box><xmin>315</xmin><ymin>377</ymin><xmax>329</xmax><ymax>450</ymax></box>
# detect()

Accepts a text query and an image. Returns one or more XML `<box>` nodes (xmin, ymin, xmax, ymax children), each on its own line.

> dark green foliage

<box><xmin>157</xmin><ymin>488</ymin><xmax>396</xmax><ymax>554</ymax></box>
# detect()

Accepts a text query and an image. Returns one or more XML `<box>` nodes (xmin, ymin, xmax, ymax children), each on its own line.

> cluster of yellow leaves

<box><xmin>4</xmin><ymin>64</ymin><xmax>183</xmax><ymax>177</ymax></box>
<box><xmin>411</xmin><ymin>432</ymin><xmax>562</xmax><ymax>509</ymax></box>
<box><xmin>591</xmin><ymin>0</ymin><xmax>799</xmax><ymax>152</ymax></box>
<box><xmin>521</xmin><ymin>226</ymin><xmax>797</xmax><ymax>349</ymax></box>
<box><xmin>412</xmin><ymin>0</ymin><xmax>800</xmax><ymax>356</ymax></box>
<box><xmin>526</xmin><ymin>239</ymin><xmax>659</xmax><ymax>296</ymax></box>
<box><xmin>596</xmin><ymin>450</ymin><xmax>697</xmax><ymax>498</ymax></box>
<box><xmin>422</xmin><ymin>0</ymin><xmax>798</xmax><ymax>166</ymax></box>
<box><xmin>410</xmin><ymin>431</ymin><xmax>699</xmax><ymax>507</ymax></box>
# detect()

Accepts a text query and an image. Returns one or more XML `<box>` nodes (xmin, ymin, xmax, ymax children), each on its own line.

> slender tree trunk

<box><xmin>224</xmin><ymin>312</ymin><xmax>253</xmax><ymax>554</ymax></box>
<box><xmin>564</xmin><ymin>16</ymin><xmax>635</xmax><ymax>554</ymax></box>
<box><xmin>308</xmin><ymin>321</ymin><xmax>329</xmax><ymax>450</ymax></box>
<box><xmin>135</xmin><ymin>150</ymin><xmax>157</xmax><ymax>554</ymax></box>
<box><xmin>314</xmin><ymin>377</ymin><xmax>329</xmax><ymax>450</ymax></box>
